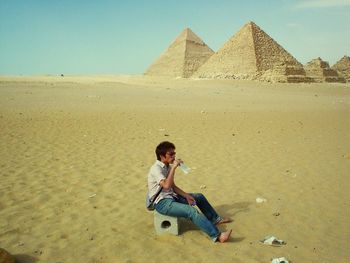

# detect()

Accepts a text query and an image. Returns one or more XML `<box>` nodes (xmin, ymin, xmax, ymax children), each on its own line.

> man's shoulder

<box><xmin>149</xmin><ymin>160</ymin><xmax>166</xmax><ymax>176</ymax></box>
<box><xmin>150</xmin><ymin>160</ymin><xmax>163</xmax><ymax>171</ymax></box>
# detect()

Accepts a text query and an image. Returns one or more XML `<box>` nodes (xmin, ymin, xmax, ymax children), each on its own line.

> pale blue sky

<box><xmin>0</xmin><ymin>0</ymin><xmax>349</xmax><ymax>75</ymax></box>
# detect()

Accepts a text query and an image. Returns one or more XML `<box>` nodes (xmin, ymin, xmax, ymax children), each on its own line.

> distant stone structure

<box><xmin>193</xmin><ymin>21</ymin><xmax>309</xmax><ymax>83</ymax></box>
<box><xmin>145</xmin><ymin>21</ymin><xmax>348</xmax><ymax>84</ymax></box>
<box><xmin>304</xmin><ymin>57</ymin><xmax>346</xmax><ymax>83</ymax></box>
<box><xmin>332</xmin><ymin>55</ymin><xmax>350</xmax><ymax>82</ymax></box>
<box><xmin>145</xmin><ymin>28</ymin><xmax>214</xmax><ymax>78</ymax></box>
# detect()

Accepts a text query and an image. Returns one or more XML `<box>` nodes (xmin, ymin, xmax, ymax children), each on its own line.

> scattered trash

<box><xmin>164</xmin><ymin>134</ymin><xmax>170</xmax><ymax>137</ymax></box>
<box><xmin>256</xmin><ymin>197</ymin><xmax>267</xmax><ymax>203</ymax></box>
<box><xmin>200</xmin><ymin>185</ymin><xmax>206</xmax><ymax>189</ymax></box>
<box><xmin>271</xmin><ymin>257</ymin><xmax>289</xmax><ymax>263</ymax></box>
<box><xmin>260</xmin><ymin>235</ymin><xmax>286</xmax><ymax>246</ymax></box>
<box><xmin>89</xmin><ymin>194</ymin><xmax>96</xmax><ymax>198</ymax></box>
<box><xmin>200</xmin><ymin>110</ymin><xmax>206</xmax><ymax>114</ymax></box>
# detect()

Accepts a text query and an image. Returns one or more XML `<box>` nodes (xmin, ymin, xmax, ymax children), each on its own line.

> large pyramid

<box><xmin>305</xmin><ymin>57</ymin><xmax>346</xmax><ymax>83</ymax></box>
<box><xmin>145</xmin><ymin>28</ymin><xmax>214</xmax><ymax>78</ymax></box>
<box><xmin>332</xmin><ymin>55</ymin><xmax>350</xmax><ymax>82</ymax></box>
<box><xmin>193</xmin><ymin>21</ymin><xmax>309</xmax><ymax>83</ymax></box>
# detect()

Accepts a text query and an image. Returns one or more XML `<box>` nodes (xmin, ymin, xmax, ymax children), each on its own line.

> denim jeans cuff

<box><xmin>214</xmin><ymin>216</ymin><xmax>222</xmax><ymax>225</ymax></box>
<box><xmin>212</xmin><ymin>234</ymin><xmax>220</xmax><ymax>242</ymax></box>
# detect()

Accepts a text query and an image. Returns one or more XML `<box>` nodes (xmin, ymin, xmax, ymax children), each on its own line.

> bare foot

<box><xmin>218</xmin><ymin>229</ymin><xmax>232</xmax><ymax>243</ymax></box>
<box><xmin>215</xmin><ymin>218</ymin><xmax>232</xmax><ymax>225</ymax></box>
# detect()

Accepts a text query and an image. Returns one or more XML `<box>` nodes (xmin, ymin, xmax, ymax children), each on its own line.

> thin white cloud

<box><xmin>286</xmin><ymin>23</ymin><xmax>301</xmax><ymax>28</ymax></box>
<box><xmin>296</xmin><ymin>0</ymin><xmax>350</xmax><ymax>8</ymax></box>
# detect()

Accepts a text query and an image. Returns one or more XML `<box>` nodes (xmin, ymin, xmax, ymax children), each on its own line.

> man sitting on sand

<box><xmin>147</xmin><ymin>141</ymin><xmax>232</xmax><ymax>243</ymax></box>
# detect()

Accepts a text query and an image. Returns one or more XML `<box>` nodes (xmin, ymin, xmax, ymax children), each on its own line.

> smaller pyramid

<box><xmin>332</xmin><ymin>56</ymin><xmax>350</xmax><ymax>82</ymax></box>
<box><xmin>304</xmin><ymin>57</ymin><xmax>346</xmax><ymax>83</ymax></box>
<box><xmin>145</xmin><ymin>28</ymin><xmax>214</xmax><ymax>78</ymax></box>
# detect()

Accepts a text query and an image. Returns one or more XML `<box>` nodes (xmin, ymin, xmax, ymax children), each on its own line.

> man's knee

<box><xmin>186</xmin><ymin>206</ymin><xmax>199</xmax><ymax>218</ymax></box>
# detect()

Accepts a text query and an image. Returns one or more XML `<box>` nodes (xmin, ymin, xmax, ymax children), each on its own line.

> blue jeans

<box><xmin>154</xmin><ymin>193</ymin><xmax>222</xmax><ymax>241</ymax></box>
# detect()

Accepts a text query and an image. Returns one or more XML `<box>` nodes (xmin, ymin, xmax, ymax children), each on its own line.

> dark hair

<box><xmin>155</xmin><ymin>141</ymin><xmax>175</xmax><ymax>161</ymax></box>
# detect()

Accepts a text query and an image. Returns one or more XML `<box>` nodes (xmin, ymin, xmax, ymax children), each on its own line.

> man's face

<box><xmin>163</xmin><ymin>149</ymin><xmax>176</xmax><ymax>164</ymax></box>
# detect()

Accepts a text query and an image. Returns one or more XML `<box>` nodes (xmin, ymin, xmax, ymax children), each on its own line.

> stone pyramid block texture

<box><xmin>145</xmin><ymin>28</ymin><xmax>214</xmax><ymax>78</ymax></box>
<box><xmin>332</xmin><ymin>55</ymin><xmax>350</xmax><ymax>82</ymax></box>
<box><xmin>305</xmin><ymin>57</ymin><xmax>346</xmax><ymax>83</ymax></box>
<box><xmin>193</xmin><ymin>21</ymin><xmax>309</xmax><ymax>83</ymax></box>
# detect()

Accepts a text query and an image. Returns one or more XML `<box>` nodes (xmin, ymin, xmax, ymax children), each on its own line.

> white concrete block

<box><xmin>154</xmin><ymin>210</ymin><xmax>179</xmax><ymax>235</ymax></box>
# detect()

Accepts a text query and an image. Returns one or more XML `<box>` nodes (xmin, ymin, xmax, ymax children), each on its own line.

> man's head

<box><xmin>155</xmin><ymin>141</ymin><xmax>176</xmax><ymax>164</ymax></box>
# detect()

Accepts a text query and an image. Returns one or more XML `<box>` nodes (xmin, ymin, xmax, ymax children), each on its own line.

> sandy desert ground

<box><xmin>0</xmin><ymin>75</ymin><xmax>349</xmax><ymax>263</ymax></box>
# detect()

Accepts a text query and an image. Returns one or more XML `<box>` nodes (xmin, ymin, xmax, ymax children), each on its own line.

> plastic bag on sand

<box><xmin>260</xmin><ymin>235</ymin><xmax>286</xmax><ymax>246</ymax></box>
<box><xmin>271</xmin><ymin>257</ymin><xmax>289</xmax><ymax>263</ymax></box>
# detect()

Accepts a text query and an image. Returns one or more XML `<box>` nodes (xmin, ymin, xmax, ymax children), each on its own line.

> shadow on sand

<box><xmin>215</xmin><ymin>201</ymin><xmax>252</xmax><ymax>219</ymax></box>
<box><xmin>215</xmin><ymin>201</ymin><xmax>252</xmax><ymax>242</ymax></box>
<box><xmin>14</xmin><ymin>254</ymin><xmax>38</xmax><ymax>263</ymax></box>
<box><xmin>180</xmin><ymin>201</ymin><xmax>252</xmax><ymax>242</ymax></box>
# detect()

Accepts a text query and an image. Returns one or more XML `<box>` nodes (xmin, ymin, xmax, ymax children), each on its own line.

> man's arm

<box><xmin>159</xmin><ymin>160</ymin><xmax>180</xmax><ymax>190</ymax></box>
<box><xmin>173</xmin><ymin>184</ymin><xmax>187</xmax><ymax>197</ymax></box>
<box><xmin>173</xmin><ymin>184</ymin><xmax>196</xmax><ymax>206</ymax></box>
